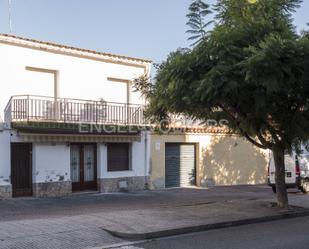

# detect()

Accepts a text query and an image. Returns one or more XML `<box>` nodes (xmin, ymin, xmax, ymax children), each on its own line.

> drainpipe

<box><xmin>143</xmin><ymin>63</ymin><xmax>151</xmax><ymax>190</ymax></box>
<box><xmin>144</xmin><ymin>130</ymin><xmax>149</xmax><ymax>190</ymax></box>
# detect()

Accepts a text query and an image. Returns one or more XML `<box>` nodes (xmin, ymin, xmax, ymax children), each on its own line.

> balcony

<box><xmin>4</xmin><ymin>95</ymin><xmax>145</xmax><ymax>131</ymax></box>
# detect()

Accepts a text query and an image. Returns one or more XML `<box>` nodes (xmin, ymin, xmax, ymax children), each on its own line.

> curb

<box><xmin>103</xmin><ymin>209</ymin><xmax>309</xmax><ymax>240</ymax></box>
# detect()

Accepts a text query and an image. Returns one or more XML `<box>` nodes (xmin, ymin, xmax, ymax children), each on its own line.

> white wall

<box><xmin>0</xmin><ymin>132</ymin><xmax>150</xmax><ymax>186</ymax></box>
<box><xmin>1</xmin><ymin>131</ymin><xmax>150</xmax><ymax>185</ymax></box>
<box><xmin>0</xmin><ymin>43</ymin><xmax>146</xmax><ymax>117</ymax></box>
<box><xmin>32</xmin><ymin>143</ymin><xmax>71</xmax><ymax>183</ymax></box>
<box><xmin>97</xmin><ymin>132</ymin><xmax>150</xmax><ymax>179</ymax></box>
<box><xmin>0</xmin><ymin>130</ymin><xmax>11</xmax><ymax>186</ymax></box>
<box><xmin>30</xmin><ymin>136</ymin><xmax>150</xmax><ymax>184</ymax></box>
<box><xmin>97</xmin><ymin>143</ymin><xmax>107</xmax><ymax>178</ymax></box>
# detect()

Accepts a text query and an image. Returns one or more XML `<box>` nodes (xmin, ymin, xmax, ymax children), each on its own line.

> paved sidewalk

<box><xmin>0</xmin><ymin>185</ymin><xmax>308</xmax><ymax>249</ymax></box>
<box><xmin>0</xmin><ymin>185</ymin><xmax>273</xmax><ymax>221</ymax></box>
<box><xmin>0</xmin><ymin>215</ymin><xmax>125</xmax><ymax>249</ymax></box>
<box><xmin>101</xmin><ymin>198</ymin><xmax>308</xmax><ymax>239</ymax></box>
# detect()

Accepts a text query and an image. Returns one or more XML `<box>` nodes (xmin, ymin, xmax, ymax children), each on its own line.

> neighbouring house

<box><xmin>0</xmin><ymin>34</ymin><xmax>269</xmax><ymax>199</ymax></box>
<box><xmin>0</xmin><ymin>34</ymin><xmax>151</xmax><ymax>198</ymax></box>
<box><xmin>149</xmin><ymin>127</ymin><xmax>269</xmax><ymax>189</ymax></box>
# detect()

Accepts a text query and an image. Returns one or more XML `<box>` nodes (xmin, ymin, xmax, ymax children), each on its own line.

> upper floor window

<box><xmin>107</xmin><ymin>77</ymin><xmax>131</xmax><ymax>104</ymax></box>
<box><xmin>25</xmin><ymin>66</ymin><xmax>58</xmax><ymax>98</ymax></box>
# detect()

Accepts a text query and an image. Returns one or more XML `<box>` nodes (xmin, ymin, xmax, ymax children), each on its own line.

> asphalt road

<box><xmin>125</xmin><ymin>216</ymin><xmax>309</xmax><ymax>249</ymax></box>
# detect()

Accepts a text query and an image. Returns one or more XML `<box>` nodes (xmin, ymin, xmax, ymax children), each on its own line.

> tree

<box><xmin>186</xmin><ymin>0</ymin><xmax>213</xmax><ymax>46</ymax></box>
<box><xmin>135</xmin><ymin>0</ymin><xmax>309</xmax><ymax>208</ymax></box>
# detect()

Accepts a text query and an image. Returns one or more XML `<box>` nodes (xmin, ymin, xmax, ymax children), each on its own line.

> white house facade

<box><xmin>0</xmin><ymin>34</ymin><xmax>151</xmax><ymax>198</ymax></box>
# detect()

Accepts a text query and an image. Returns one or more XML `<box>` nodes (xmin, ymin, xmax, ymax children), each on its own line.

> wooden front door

<box><xmin>71</xmin><ymin>144</ymin><xmax>97</xmax><ymax>191</ymax></box>
<box><xmin>11</xmin><ymin>143</ymin><xmax>33</xmax><ymax>197</ymax></box>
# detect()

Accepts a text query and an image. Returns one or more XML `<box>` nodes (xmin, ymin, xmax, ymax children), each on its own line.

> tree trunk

<box><xmin>273</xmin><ymin>146</ymin><xmax>289</xmax><ymax>208</ymax></box>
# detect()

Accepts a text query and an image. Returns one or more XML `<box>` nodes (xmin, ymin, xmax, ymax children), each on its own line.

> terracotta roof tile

<box><xmin>170</xmin><ymin>126</ymin><xmax>234</xmax><ymax>134</ymax></box>
<box><xmin>0</xmin><ymin>33</ymin><xmax>152</xmax><ymax>64</ymax></box>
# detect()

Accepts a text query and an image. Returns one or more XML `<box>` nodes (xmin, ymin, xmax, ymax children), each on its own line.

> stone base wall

<box><xmin>33</xmin><ymin>181</ymin><xmax>72</xmax><ymax>198</ymax></box>
<box><xmin>0</xmin><ymin>185</ymin><xmax>12</xmax><ymax>198</ymax></box>
<box><xmin>98</xmin><ymin>176</ymin><xmax>148</xmax><ymax>193</ymax></box>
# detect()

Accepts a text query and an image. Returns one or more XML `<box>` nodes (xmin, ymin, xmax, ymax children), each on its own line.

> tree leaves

<box><xmin>186</xmin><ymin>0</ymin><xmax>213</xmax><ymax>47</ymax></box>
<box><xmin>141</xmin><ymin>0</ymin><xmax>309</xmax><ymax>153</ymax></box>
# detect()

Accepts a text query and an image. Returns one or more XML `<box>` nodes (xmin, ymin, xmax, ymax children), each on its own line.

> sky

<box><xmin>0</xmin><ymin>0</ymin><xmax>308</xmax><ymax>64</ymax></box>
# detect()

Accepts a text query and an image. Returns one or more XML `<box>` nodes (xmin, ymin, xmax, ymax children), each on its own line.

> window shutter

<box><xmin>107</xmin><ymin>143</ymin><xmax>130</xmax><ymax>171</ymax></box>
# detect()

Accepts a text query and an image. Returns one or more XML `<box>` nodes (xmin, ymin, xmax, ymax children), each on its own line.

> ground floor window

<box><xmin>107</xmin><ymin>143</ymin><xmax>131</xmax><ymax>171</ymax></box>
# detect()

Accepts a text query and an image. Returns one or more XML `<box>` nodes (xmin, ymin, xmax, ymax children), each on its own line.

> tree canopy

<box><xmin>135</xmin><ymin>0</ymin><xmax>309</xmax><ymax>208</ymax></box>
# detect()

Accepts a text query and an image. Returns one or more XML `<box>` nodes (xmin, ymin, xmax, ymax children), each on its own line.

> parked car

<box><xmin>268</xmin><ymin>149</ymin><xmax>309</xmax><ymax>194</ymax></box>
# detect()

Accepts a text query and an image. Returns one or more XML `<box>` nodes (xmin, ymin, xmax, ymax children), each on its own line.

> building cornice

<box><xmin>0</xmin><ymin>33</ymin><xmax>152</xmax><ymax>68</ymax></box>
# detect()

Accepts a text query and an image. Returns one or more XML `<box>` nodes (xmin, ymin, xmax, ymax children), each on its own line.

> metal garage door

<box><xmin>165</xmin><ymin>143</ymin><xmax>196</xmax><ymax>188</ymax></box>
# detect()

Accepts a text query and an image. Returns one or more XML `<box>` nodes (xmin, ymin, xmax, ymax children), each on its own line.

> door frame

<box><xmin>11</xmin><ymin>143</ymin><xmax>33</xmax><ymax>197</ymax></box>
<box><xmin>165</xmin><ymin>143</ymin><xmax>197</xmax><ymax>188</ymax></box>
<box><xmin>70</xmin><ymin>143</ymin><xmax>97</xmax><ymax>192</ymax></box>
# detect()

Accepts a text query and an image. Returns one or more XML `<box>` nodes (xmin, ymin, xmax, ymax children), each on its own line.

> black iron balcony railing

<box><xmin>4</xmin><ymin>95</ymin><xmax>145</xmax><ymax>126</ymax></box>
